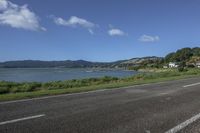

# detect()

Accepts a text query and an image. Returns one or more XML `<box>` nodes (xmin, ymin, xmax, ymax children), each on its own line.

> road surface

<box><xmin>1</xmin><ymin>77</ymin><xmax>200</xmax><ymax>133</ymax></box>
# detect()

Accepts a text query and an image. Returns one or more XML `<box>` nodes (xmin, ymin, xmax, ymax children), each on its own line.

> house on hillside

<box><xmin>163</xmin><ymin>65</ymin><xmax>168</xmax><ymax>69</ymax></box>
<box><xmin>169</xmin><ymin>62</ymin><xmax>179</xmax><ymax>68</ymax></box>
<box><xmin>196</xmin><ymin>62</ymin><xmax>200</xmax><ymax>68</ymax></box>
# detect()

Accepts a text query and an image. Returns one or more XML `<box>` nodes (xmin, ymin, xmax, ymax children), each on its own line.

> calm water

<box><xmin>0</xmin><ymin>68</ymin><xmax>138</xmax><ymax>82</ymax></box>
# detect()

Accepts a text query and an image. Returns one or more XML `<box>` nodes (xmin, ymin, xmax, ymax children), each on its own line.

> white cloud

<box><xmin>0</xmin><ymin>0</ymin><xmax>45</xmax><ymax>31</ymax></box>
<box><xmin>0</xmin><ymin>0</ymin><xmax>8</xmax><ymax>10</ymax></box>
<box><xmin>53</xmin><ymin>16</ymin><xmax>96</xmax><ymax>34</ymax></box>
<box><xmin>139</xmin><ymin>35</ymin><xmax>160</xmax><ymax>42</ymax></box>
<box><xmin>108</xmin><ymin>28</ymin><xmax>125</xmax><ymax>36</ymax></box>
<box><xmin>88</xmin><ymin>29</ymin><xmax>94</xmax><ymax>35</ymax></box>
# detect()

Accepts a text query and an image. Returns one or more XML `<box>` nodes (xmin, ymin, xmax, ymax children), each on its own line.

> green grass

<box><xmin>0</xmin><ymin>68</ymin><xmax>200</xmax><ymax>102</ymax></box>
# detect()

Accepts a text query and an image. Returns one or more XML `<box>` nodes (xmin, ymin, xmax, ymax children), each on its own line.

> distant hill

<box><xmin>0</xmin><ymin>60</ymin><xmax>108</xmax><ymax>68</ymax></box>
<box><xmin>2</xmin><ymin>46</ymin><xmax>199</xmax><ymax>69</ymax></box>
<box><xmin>120</xmin><ymin>56</ymin><xmax>162</xmax><ymax>65</ymax></box>
<box><xmin>0</xmin><ymin>56</ymin><xmax>163</xmax><ymax>68</ymax></box>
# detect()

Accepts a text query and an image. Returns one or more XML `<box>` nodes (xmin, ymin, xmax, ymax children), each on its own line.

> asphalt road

<box><xmin>1</xmin><ymin>77</ymin><xmax>200</xmax><ymax>133</ymax></box>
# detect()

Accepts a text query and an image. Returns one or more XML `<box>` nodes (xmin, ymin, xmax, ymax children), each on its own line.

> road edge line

<box><xmin>165</xmin><ymin>113</ymin><xmax>200</xmax><ymax>133</ymax></box>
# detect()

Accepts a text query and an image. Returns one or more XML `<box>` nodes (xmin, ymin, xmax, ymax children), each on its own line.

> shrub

<box><xmin>100</xmin><ymin>76</ymin><xmax>118</xmax><ymax>83</ymax></box>
<box><xmin>0</xmin><ymin>87</ymin><xmax>10</xmax><ymax>94</ymax></box>
<box><xmin>178</xmin><ymin>67</ymin><xmax>186</xmax><ymax>72</ymax></box>
<box><xmin>12</xmin><ymin>82</ymin><xmax>42</xmax><ymax>92</ymax></box>
<box><xmin>187</xmin><ymin>64</ymin><xmax>195</xmax><ymax>68</ymax></box>
<box><xmin>9</xmin><ymin>87</ymin><xmax>21</xmax><ymax>93</ymax></box>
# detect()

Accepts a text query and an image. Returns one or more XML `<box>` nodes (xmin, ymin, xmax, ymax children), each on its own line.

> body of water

<box><xmin>0</xmin><ymin>68</ymin><xmax>138</xmax><ymax>82</ymax></box>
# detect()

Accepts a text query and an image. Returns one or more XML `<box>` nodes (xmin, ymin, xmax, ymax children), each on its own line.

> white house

<box><xmin>196</xmin><ymin>62</ymin><xmax>200</xmax><ymax>68</ymax></box>
<box><xmin>169</xmin><ymin>62</ymin><xmax>179</xmax><ymax>68</ymax></box>
<box><xmin>163</xmin><ymin>65</ymin><xmax>168</xmax><ymax>69</ymax></box>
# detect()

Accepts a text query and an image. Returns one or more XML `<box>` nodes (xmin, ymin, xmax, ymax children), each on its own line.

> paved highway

<box><xmin>1</xmin><ymin>77</ymin><xmax>200</xmax><ymax>133</ymax></box>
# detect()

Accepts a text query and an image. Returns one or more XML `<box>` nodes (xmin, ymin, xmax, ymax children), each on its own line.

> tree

<box><xmin>165</xmin><ymin>52</ymin><xmax>175</xmax><ymax>62</ymax></box>
<box><xmin>177</xmin><ymin>62</ymin><xmax>186</xmax><ymax>72</ymax></box>
<box><xmin>174</xmin><ymin>48</ymin><xmax>193</xmax><ymax>62</ymax></box>
<box><xmin>192</xmin><ymin>47</ymin><xmax>200</xmax><ymax>56</ymax></box>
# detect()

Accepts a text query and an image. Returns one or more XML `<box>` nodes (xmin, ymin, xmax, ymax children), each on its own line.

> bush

<box><xmin>187</xmin><ymin>64</ymin><xmax>195</xmax><ymax>68</ymax></box>
<box><xmin>8</xmin><ymin>82</ymin><xmax>42</xmax><ymax>93</ymax></box>
<box><xmin>0</xmin><ymin>87</ymin><xmax>10</xmax><ymax>94</ymax></box>
<box><xmin>100</xmin><ymin>76</ymin><xmax>118</xmax><ymax>83</ymax></box>
<box><xmin>9</xmin><ymin>87</ymin><xmax>20</xmax><ymax>93</ymax></box>
<box><xmin>178</xmin><ymin>67</ymin><xmax>187</xmax><ymax>72</ymax></box>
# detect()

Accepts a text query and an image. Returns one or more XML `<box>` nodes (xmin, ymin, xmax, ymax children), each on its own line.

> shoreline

<box><xmin>0</xmin><ymin>68</ymin><xmax>200</xmax><ymax>102</ymax></box>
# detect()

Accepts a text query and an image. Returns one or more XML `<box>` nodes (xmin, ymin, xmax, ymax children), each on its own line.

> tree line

<box><xmin>165</xmin><ymin>47</ymin><xmax>200</xmax><ymax>63</ymax></box>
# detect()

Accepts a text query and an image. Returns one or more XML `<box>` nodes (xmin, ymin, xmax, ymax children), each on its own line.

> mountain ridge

<box><xmin>0</xmin><ymin>56</ymin><xmax>163</xmax><ymax>68</ymax></box>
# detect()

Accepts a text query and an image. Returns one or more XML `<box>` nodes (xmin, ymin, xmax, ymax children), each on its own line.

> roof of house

<box><xmin>169</xmin><ymin>62</ymin><xmax>178</xmax><ymax>64</ymax></box>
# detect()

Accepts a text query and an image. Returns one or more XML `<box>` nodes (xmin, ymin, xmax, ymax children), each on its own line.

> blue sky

<box><xmin>0</xmin><ymin>0</ymin><xmax>200</xmax><ymax>62</ymax></box>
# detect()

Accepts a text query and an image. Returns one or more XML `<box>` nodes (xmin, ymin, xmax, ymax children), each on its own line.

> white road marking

<box><xmin>183</xmin><ymin>82</ymin><xmax>200</xmax><ymax>88</ymax></box>
<box><xmin>165</xmin><ymin>113</ymin><xmax>200</xmax><ymax>133</ymax></box>
<box><xmin>0</xmin><ymin>114</ymin><xmax>45</xmax><ymax>126</ymax></box>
